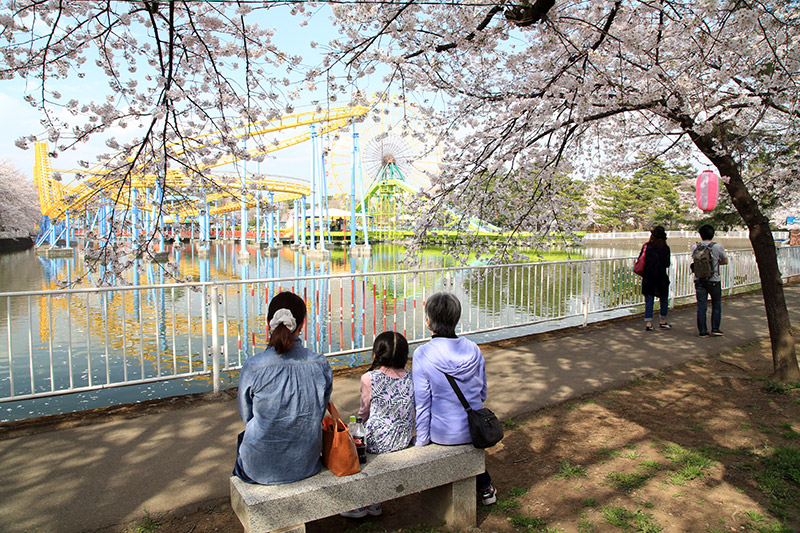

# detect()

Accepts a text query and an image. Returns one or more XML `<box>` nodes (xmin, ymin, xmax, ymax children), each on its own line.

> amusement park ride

<box><xmin>31</xmin><ymin>96</ymin><xmax>443</xmax><ymax>262</ymax></box>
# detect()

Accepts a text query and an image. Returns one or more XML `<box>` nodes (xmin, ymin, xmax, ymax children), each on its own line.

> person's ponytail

<box><xmin>269</xmin><ymin>324</ymin><xmax>296</xmax><ymax>354</ymax></box>
<box><xmin>267</xmin><ymin>292</ymin><xmax>307</xmax><ymax>355</ymax></box>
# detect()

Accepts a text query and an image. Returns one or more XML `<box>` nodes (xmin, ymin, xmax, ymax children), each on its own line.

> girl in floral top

<box><xmin>340</xmin><ymin>331</ymin><xmax>414</xmax><ymax>519</ymax></box>
<box><xmin>358</xmin><ymin>331</ymin><xmax>415</xmax><ymax>453</ymax></box>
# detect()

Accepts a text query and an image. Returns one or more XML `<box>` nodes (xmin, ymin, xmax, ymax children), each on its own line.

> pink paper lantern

<box><xmin>696</xmin><ymin>170</ymin><xmax>719</xmax><ymax>213</ymax></box>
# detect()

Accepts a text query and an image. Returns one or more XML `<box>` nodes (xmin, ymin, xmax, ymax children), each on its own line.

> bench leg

<box><xmin>421</xmin><ymin>477</ymin><xmax>476</xmax><ymax>530</ymax></box>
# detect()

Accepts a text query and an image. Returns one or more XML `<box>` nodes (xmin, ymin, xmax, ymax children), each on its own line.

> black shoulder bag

<box><xmin>442</xmin><ymin>372</ymin><xmax>504</xmax><ymax>449</ymax></box>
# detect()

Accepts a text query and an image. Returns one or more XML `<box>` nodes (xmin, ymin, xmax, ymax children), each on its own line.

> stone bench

<box><xmin>230</xmin><ymin>444</ymin><xmax>485</xmax><ymax>532</ymax></box>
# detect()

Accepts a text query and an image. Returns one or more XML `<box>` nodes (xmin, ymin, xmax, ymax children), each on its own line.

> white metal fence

<box><xmin>2</xmin><ymin>246</ymin><xmax>799</xmax><ymax>405</ymax></box>
<box><xmin>583</xmin><ymin>230</ymin><xmax>789</xmax><ymax>241</ymax></box>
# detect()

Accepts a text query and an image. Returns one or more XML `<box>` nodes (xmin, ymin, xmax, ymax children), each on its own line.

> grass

<box><xmin>699</xmin><ymin>444</ymin><xmax>735</xmax><ymax>460</ymax></box>
<box><xmin>600</xmin><ymin>442</ymin><xmax>719</xmax><ymax>492</ymax></box>
<box><xmin>502</xmin><ymin>418</ymin><xmax>518</xmax><ymax>430</ymax></box>
<box><xmin>740</xmin><ymin>510</ymin><xmax>794</xmax><ymax>533</ymax></box>
<box><xmin>597</xmin><ymin>447</ymin><xmax>621</xmax><ymax>460</ymax></box>
<box><xmin>134</xmin><ymin>511</ymin><xmax>160</xmax><ymax>533</ymax></box>
<box><xmin>754</xmin><ymin>446</ymin><xmax>800</xmax><ymax>518</ymax></box>
<box><xmin>491</xmin><ymin>486</ymin><xmax>528</xmax><ymax>516</ymax></box>
<box><xmin>556</xmin><ymin>460</ymin><xmax>587</xmax><ymax>480</ymax></box>
<box><xmin>508</xmin><ymin>514</ymin><xmax>557</xmax><ymax>531</ymax></box>
<box><xmin>600</xmin><ymin>505</ymin><xmax>662</xmax><ymax>532</ymax></box>
<box><xmin>637</xmin><ymin>460</ymin><xmax>664</xmax><ymax>472</ymax></box>
<box><xmin>605</xmin><ymin>472</ymin><xmax>652</xmax><ymax>492</ymax></box>
<box><xmin>494</xmin><ymin>497</ymin><xmax>521</xmax><ymax>514</ymax></box>
<box><xmin>779</xmin><ymin>423</ymin><xmax>799</xmax><ymax>440</ymax></box>
<box><xmin>762</xmin><ymin>381</ymin><xmax>800</xmax><ymax>395</ymax></box>
<box><xmin>662</xmin><ymin>444</ymin><xmax>714</xmax><ymax>485</ymax></box>
<box><xmin>490</xmin><ymin>485</ymin><xmax>563</xmax><ymax>531</ymax></box>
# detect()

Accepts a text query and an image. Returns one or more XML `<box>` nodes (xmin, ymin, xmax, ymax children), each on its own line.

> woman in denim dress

<box><xmin>233</xmin><ymin>292</ymin><xmax>333</xmax><ymax>485</ymax></box>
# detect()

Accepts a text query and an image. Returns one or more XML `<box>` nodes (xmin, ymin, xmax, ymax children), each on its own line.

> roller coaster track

<box><xmin>35</xmin><ymin>106</ymin><xmax>369</xmax><ymax>222</ymax></box>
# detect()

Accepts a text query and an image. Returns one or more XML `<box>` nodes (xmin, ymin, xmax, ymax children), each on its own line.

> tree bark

<box><xmin>690</xmin><ymin>136</ymin><xmax>800</xmax><ymax>382</ymax></box>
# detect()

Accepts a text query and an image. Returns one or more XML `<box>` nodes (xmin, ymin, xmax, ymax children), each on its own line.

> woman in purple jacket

<box><xmin>412</xmin><ymin>292</ymin><xmax>496</xmax><ymax>505</ymax></box>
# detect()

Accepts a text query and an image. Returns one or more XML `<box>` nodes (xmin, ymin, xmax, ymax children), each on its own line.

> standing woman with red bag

<box><xmin>641</xmin><ymin>225</ymin><xmax>672</xmax><ymax>331</ymax></box>
<box><xmin>233</xmin><ymin>292</ymin><xmax>333</xmax><ymax>484</ymax></box>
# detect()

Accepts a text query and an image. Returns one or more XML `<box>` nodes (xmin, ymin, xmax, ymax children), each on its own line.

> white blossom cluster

<box><xmin>0</xmin><ymin>159</ymin><xmax>39</xmax><ymax>233</ymax></box>
<box><xmin>1</xmin><ymin>0</ymin><xmax>303</xmax><ymax>200</ymax></box>
<box><xmin>323</xmin><ymin>0</ymin><xmax>800</xmax><ymax>253</ymax></box>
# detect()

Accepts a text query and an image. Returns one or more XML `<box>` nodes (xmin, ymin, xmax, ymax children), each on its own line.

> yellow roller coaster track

<box><xmin>35</xmin><ymin>105</ymin><xmax>369</xmax><ymax>221</ymax></box>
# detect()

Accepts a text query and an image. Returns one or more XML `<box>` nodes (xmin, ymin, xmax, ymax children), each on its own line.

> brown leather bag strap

<box><xmin>326</xmin><ymin>401</ymin><xmax>341</xmax><ymax>420</ymax></box>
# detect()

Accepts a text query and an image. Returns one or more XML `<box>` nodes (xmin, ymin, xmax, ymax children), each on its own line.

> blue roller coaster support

<box><xmin>319</xmin><ymin>134</ymin><xmax>329</xmax><ymax>245</ymax></box>
<box><xmin>350</xmin><ymin>128</ymin><xmax>358</xmax><ymax>248</ymax></box>
<box><xmin>310</xmin><ymin>125</ymin><xmax>317</xmax><ymax>250</ymax></box>
<box><xmin>255</xmin><ymin>194</ymin><xmax>261</xmax><ymax>244</ymax></box>
<box><xmin>202</xmin><ymin>192</ymin><xmax>211</xmax><ymax>242</ymax></box>
<box><xmin>268</xmin><ymin>191</ymin><xmax>275</xmax><ymax>248</ymax></box>
<box><xmin>240</xmin><ymin>138</ymin><xmax>249</xmax><ymax>256</ymax></box>
<box><xmin>131</xmin><ymin>188</ymin><xmax>139</xmax><ymax>248</ymax></box>
<box><xmin>356</xmin><ymin>133</ymin><xmax>369</xmax><ymax>246</ymax></box>
<box><xmin>293</xmin><ymin>198</ymin><xmax>299</xmax><ymax>247</ymax></box>
<box><xmin>301</xmin><ymin>196</ymin><xmax>307</xmax><ymax>248</ymax></box>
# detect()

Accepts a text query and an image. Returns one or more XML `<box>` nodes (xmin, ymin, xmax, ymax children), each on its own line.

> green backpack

<box><xmin>692</xmin><ymin>242</ymin><xmax>715</xmax><ymax>279</ymax></box>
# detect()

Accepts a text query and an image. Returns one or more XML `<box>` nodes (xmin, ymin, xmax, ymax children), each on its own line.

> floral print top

<box><xmin>363</xmin><ymin>369</ymin><xmax>415</xmax><ymax>454</ymax></box>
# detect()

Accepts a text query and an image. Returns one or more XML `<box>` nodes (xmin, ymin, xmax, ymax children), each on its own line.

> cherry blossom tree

<box><xmin>1</xmin><ymin>0</ymin><xmax>316</xmax><ymax>253</ymax></box>
<box><xmin>324</xmin><ymin>0</ymin><xmax>800</xmax><ymax>380</ymax></box>
<box><xmin>0</xmin><ymin>159</ymin><xmax>39</xmax><ymax>234</ymax></box>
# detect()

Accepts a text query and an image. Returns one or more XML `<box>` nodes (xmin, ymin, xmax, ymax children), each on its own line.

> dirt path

<box><xmin>134</xmin><ymin>337</ymin><xmax>800</xmax><ymax>533</ymax></box>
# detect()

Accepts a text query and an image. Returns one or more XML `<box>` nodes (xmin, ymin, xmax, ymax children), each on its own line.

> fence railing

<box><xmin>583</xmin><ymin>230</ymin><xmax>789</xmax><ymax>241</ymax></box>
<box><xmin>2</xmin><ymin>246</ymin><xmax>799</xmax><ymax>405</ymax></box>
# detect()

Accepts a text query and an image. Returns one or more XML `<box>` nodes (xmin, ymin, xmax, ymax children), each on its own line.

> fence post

<box><xmin>726</xmin><ymin>254</ymin><xmax>734</xmax><ymax>296</ymax></box>
<box><xmin>668</xmin><ymin>262</ymin><xmax>676</xmax><ymax>310</ymax></box>
<box><xmin>582</xmin><ymin>262</ymin><xmax>591</xmax><ymax>327</ymax></box>
<box><xmin>210</xmin><ymin>285</ymin><xmax>221</xmax><ymax>395</ymax></box>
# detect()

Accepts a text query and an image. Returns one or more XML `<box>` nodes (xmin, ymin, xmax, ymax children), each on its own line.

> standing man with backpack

<box><xmin>692</xmin><ymin>224</ymin><xmax>729</xmax><ymax>337</ymax></box>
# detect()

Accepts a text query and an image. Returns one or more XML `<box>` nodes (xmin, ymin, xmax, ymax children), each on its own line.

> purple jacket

<box><xmin>412</xmin><ymin>336</ymin><xmax>487</xmax><ymax>446</ymax></box>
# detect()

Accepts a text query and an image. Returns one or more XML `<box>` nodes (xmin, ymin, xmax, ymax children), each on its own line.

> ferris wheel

<box><xmin>325</xmin><ymin>95</ymin><xmax>441</xmax><ymax>196</ymax></box>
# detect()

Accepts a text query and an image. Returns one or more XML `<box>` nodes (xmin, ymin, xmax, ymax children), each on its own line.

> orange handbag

<box><xmin>321</xmin><ymin>401</ymin><xmax>361</xmax><ymax>476</ymax></box>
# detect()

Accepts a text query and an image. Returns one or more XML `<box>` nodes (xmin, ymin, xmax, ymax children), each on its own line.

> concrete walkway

<box><xmin>1</xmin><ymin>285</ymin><xmax>799</xmax><ymax>533</ymax></box>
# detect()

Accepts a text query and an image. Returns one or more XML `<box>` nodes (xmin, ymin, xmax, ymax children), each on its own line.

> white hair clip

<box><xmin>269</xmin><ymin>308</ymin><xmax>297</xmax><ymax>333</ymax></box>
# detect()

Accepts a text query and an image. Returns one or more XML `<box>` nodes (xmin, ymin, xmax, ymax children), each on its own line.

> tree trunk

<box><xmin>692</xmin><ymin>140</ymin><xmax>800</xmax><ymax>382</ymax></box>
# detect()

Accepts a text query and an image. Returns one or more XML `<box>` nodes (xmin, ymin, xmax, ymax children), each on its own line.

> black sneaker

<box><xmin>480</xmin><ymin>484</ymin><xmax>497</xmax><ymax>505</ymax></box>
<box><xmin>645</xmin><ymin>325</ymin><xmax>654</xmax><ymax>331</ymax></box>
<box><xmin>711</xmin><ymin>330</ymin><xmax>724</xmax><ymax>336</ymax></box>
<box><xmin>659</xmin><ymin>323</ymin><xmax>672</xmax><ymax>330</ymax></box>
<box><xmin>699</xmin><ymin>331</ymin><xmax>710</xmax><ymax>337</ymax></box>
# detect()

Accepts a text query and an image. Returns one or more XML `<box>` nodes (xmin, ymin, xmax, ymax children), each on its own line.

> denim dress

<box><xmin>235</xmin><ymin>339</ymin><xmax>333</xmax><ymax>485</ymax></box>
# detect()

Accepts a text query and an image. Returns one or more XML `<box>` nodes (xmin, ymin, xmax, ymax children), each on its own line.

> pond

<box><xmin>0</xmin><ymin>240</ymin><xmax>641</xmax><ymax>422</ymax></box>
